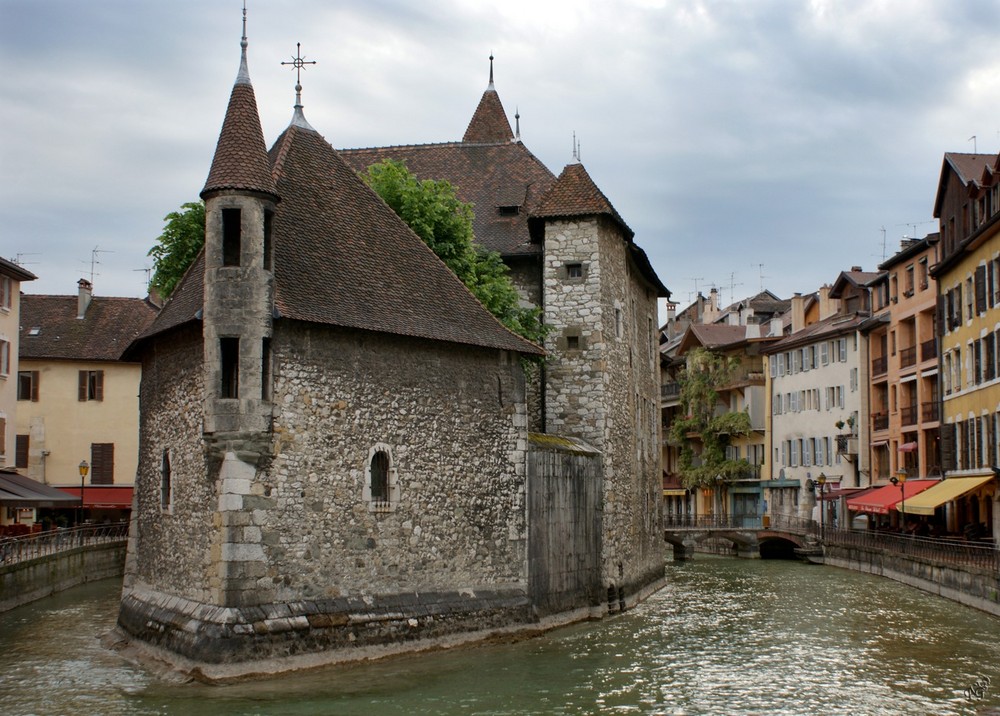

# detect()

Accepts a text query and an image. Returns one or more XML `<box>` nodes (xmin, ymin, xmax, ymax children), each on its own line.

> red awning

<box><xmin>820</xmin><ymin>487</ymin><xmax>876</xmax><ymax>502</ymax></box>
<box><xmin>846</xmin><ymin>479</ymin><xmax>938</xmax><ymax>515</ymax></box>
<box><xmin>898</xmin><ymin>442</ymin><xmax>918</xmax><ymax>452</ymax></box>
<box><xmin>55</xmin><ymin>486</ymin><xmax>134</xmax><ymax>509</ymax></box>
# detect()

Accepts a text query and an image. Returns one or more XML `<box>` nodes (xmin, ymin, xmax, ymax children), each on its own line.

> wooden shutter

<box><xmin>940</xmin><ymin>422</ymin><xmax>955</xmax><ymax>473</ymax></box>
<box><xmin>78</xmin><ymin>371</ymin><xmax>87</xmax><ymax>401</ymax></box>
<box><xmin>936</xmin><ymin>295</ymin><xmax>946</xmax><ymax>337</ymax></box>
<box><xmin>90</xmin><ymin>443</ymin><xmax>114</xmax><ymax>484</ymax></box>
<box><xmin>976</xmin><ymin>265</ymin><xmax>987</xmax><ymax>315</ymax></box>
<box><xmin>94</xmin><ymin>371</ymin><xmax>104</xmax><ymax>401</ymax></box>
<box><xmin>15</xmin><ymin>435</ymin><xmax>28</xmax><ymax>469</ymax></box>
<box><xmin>30</xmin><ymin>371</ymin><xmax>39</xmax><ymax>401</ymax></box>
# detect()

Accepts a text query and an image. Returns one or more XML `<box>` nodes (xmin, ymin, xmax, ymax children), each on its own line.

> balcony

<box><xmin>871</xmin><ymin>412</ymin><xmax>889</xmax><ymax>431</ymax></box>
<box><xmin>872</xmin><ymin>355</ymin><xmax>888</xmax><ymax>376</ymax></box>
<box><xmin>900</xmin><ymin>403</ymin><xmax>918</xmax><ymax>426</ymax></box>
<box><xmin>920</xmin><ymin>338</ymin><xmax>937</xmax><ymax>362</ymax></box>
<box><xmin>661</xmin><ymin>382</ymin><xmax>681</xmax><ymax>401</ymax></box>
<box><xmin>899</xmin><ymin>345</ymin><xmax>917</xmax><ymax>369</ymax></box>
<box><xmin>921</xmin><ymin>401</ymin><xmax>940</xmax><ymax>422</ymax></box>
<box><xmin>836</xmin><ymin>435</ymin><xmax>858</xmax><ymax>455</ymax></box>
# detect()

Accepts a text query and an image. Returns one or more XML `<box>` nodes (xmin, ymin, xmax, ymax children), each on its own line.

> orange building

<box><xmin>864</xmin><ymin>235</ymin><xmax>940</xmax><ymax>483</ymax></box>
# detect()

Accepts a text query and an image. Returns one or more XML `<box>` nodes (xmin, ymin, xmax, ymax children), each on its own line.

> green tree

<box><xmin>147</xmin><ymin>201</ymin><xmax>205</xmax><ymax>298</ymax></box>
<box><xmin>364</xmin><ymin>159</ymin><xmax>546</xmax><ymax>345</ymax></box>
<box><xmin>669</xmin><ymin>347</ymin><xmax>753</xmax><ymax>489</ymax></box>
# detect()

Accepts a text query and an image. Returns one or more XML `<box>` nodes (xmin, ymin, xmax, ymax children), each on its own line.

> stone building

<box><xmin>116</xmin><ymin>19</ymin><xmax>667</xmax><ymax>677</ymax></box>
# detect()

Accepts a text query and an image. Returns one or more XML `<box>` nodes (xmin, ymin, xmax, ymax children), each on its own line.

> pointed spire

<box><xmin>201</xmin><ymin>5</ymin><xmax>277</xmax><ymax>199</ymax></box>
<box><xmin>282</xmin><ymin>42</ymin><xmax>317</xmax><ymax>130</ymax></box>
<box><xmin>462</xmin><ymin>53</ymin><xmax>514</xmax><ymax>143</ymax></box>
<box><xmin>514</xmin><ymin>107</ymin><xmax>520</xmax><ymax>142</ymax></box>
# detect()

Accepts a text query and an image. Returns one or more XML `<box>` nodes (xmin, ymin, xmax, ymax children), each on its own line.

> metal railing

<box><xmin>872</xmin><ymin>355</ymin><xmax>888</xmax><ymax>376</ymax></box>
<box><xmin>921</xmin><ymin>401</ymin><xmax>940</xmax><ymax>422</ymax></box>
<box><xmin>921</xmin><ymin>338</ymin><xmax>937</xmax><ymax>362</ymax></box>
<box><xmin>899</xmin><ymin>345</ymin><xmax>917</xmax><ymax>368</ymax></box>
<box><xmin>900</xmin><ymin>404</ymin><xmax>918</xmax><ymax>426</ymax></box>
<box><xmin>872</xmin><ymin>411</ymin><xmax>889</xmax><ymax>431</ymax></box>
<box><xmin>661</xmin><ymin>382</ymin><xmax>681</xmax><ymax>401</ymax></box>
<box><xmin>663</xmin><ymin>513</ymin><xmax>817</xmax><ymax>535</ymax></box>
<box><xmin>0</xmin><ymin>523</ymin><xmax>128</xmax><ymax>566</ymax></box>
<box><xmin>824</xmin><ymin>528</ymin><xmax>999</xmax><ymax>573</ymax></box>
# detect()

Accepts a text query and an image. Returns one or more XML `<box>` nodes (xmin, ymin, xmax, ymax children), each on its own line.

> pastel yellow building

<box><xmin>15</xmin><ymin>280</ymin><xmax>156</xmax><ymax>525</ymax></box>
<box><xmin>0</xmin><ymin>257</ymin><xmax>36</xmax><ymax>470</ymax></box>
<box><xmin>930</xmin><ymin>152</ymin><xmax>1000</xmax><ymax>539</ymax></box>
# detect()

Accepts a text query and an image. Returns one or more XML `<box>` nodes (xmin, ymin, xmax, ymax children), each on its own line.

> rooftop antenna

<box><xmin>751</xmin><ymin>263</ymin><xmax>768</xmax><ymax>292</ymax></box>
<box><xmin>879</xmin><ymin>225</ymin><xmax>887</xmax><ymax>262</ymax></box>
<box><xmin>133</xmin><ymin>266</ymin><xmax>152</xmax><ymax>289</ymax></box>
<box><xmin>969</xmin><ymin>135</ymin><xmax>977</xmax><ymax>153</ymax></box>
<box><xmin>685</xmin><ymin>276</ymin><xmax>705</xmax><ymax>297</ymax></box>
<box><xmin>14</xmin><ymin>252</ymin><xmax>40</xmax><ymax>267</ymax></box>
<box><xmin>82</xmin><ymin>246</ymin><xmax>112</xmax><ymax>286</ymax></box>
<box><xmin>726</xmin><ymin>271</ymin><xmax>744</xmax><ymax>307</ymax></box>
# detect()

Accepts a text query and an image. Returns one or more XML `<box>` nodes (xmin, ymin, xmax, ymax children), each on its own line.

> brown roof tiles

<box><xmin>462</xmin><ymin>89</ymin><xmax>514</xmax><ymax>143</ymax></box>
<box><xmin>202</xmin><ymin>82</ymin><xmax>278</xmax><ymax>199</ymax></box>
<box><xmin>531</xmin><ymin>162</ymin><xmax>634</xmax><ymax>239</ymax></box>
<box><xmin>21</xmin><ymin>294</ymin><xmax>158</xmax><ymax>361</ymax></box>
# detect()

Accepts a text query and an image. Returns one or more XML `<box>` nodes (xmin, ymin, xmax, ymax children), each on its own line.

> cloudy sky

<box><xmin>3</xmin><ymin>1</ymin><xmax>999</xmax><ymax>317</ymax></box>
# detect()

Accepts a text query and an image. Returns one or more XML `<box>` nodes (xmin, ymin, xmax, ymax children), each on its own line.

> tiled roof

<box><xmin>531</xmin><ymin>162</ymin><xmax>634</xmax><ymax>239</ymax></box>
<box><xmin>340</xmin><ymin>141</ymin><xmax>555</xmax><ymax>257</ymax></box>
<box><xmin>20</xmin><ymin>294</ymin><xmax>158</xmax><ymax>361</ymax></box>
<box><xmin>762</xmin><ymin>312</ymin><xmax>867</xmax><ymax>353</ymax></box>
<box><xmin>201</xmin><ymin>81</ymin><xmax>277</xmax><ymax>198</ymax></box>
<box><xmin>266</xmin><ymin>124</ymin><xmax>543</xmax><ymax>355</ymax></box>
<box><xmin>0</xmin><ymin>256</ymin><xmax>36</xmax><ymax>282</ymax></box>
<box><xmin>135</xmin><ymin>252</ymin><xmax>205</xmax><ymax>343</ymax></box>
<box><xmin>679</xmin><ymin>324</ymin><xmax>747</xmax><ymax>353</ymax></box>
<box><xmin>463</xmin><ymin>88</ymin><xmax>514</xmax><ymax>143</ymax></box>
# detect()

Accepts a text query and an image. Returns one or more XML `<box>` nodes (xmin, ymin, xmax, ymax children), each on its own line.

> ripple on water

<box><xmin>1</xmin><ymin>562</ymin><xmax>1000</xmax><ymax>715</ymax></box>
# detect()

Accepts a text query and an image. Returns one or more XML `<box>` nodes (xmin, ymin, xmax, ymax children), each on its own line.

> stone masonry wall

<box><xmin>127</xmin><ymin>324</ymin><xmax>219</xmax><ymax>604</ymax></box>
<box><xmin>224</xmin><ymin>322</ymin><xmax>530</xmax><ymax>606</ymax></box>
<box><xmin>542</xmin><ymin>217</ymin><xmax>664</xmax><ymax>596</ymax></box>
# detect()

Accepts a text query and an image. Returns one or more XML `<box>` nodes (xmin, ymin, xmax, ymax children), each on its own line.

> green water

<box><xmin>1</xmin><ymin>559</ymin><xmax>999</xmax><ymax>715</ymax></box>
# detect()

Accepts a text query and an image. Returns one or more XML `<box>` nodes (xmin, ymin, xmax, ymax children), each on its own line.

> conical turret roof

<box><xmin>201</xmin><ymin>36</ymin><xmax>278</xmax><ymax>199</ymax></box>
<box><xmin>462</xmin><ymin>57</ymin><xmax>514</xmax><ymax>143</ymax></box>
<box><xmin>532</xmin><ymin>162</ymin><xmax>632</xmax><ymax>237</ymax></box>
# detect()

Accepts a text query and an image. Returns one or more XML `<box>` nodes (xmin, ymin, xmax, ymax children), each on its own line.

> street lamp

<box><xmin>78</xmin><ymin>460</ymin><xmax>89</xmax><ymax>527</ymax></box>
<box><xmin>890</xmin><ymin>468</ymin><xmax>907</xmax><ymax>532</ymax></box>
<box><xmin>817</xmin><ymin>472</ymin><xmax>827</xmax><ymax>541</ymax></box>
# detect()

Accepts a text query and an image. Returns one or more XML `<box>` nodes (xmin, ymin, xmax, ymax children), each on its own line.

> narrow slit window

<box><xmin>220</xmin><ymin>337</ymin><xmax>239</xmax><ymax>399</ymax></box>
<box><xmin>160</xmin><ymin>449</ymin><xmax>172</xmax><ymax>510</ymax></box>
<box><xmin>222</xmin><ymin>208</ymin><xmax>242</xmax><ymax>266</ymax></box>
<box><xmin>261</xmin><ymin>337</ymin><xmax>271</xmax><ymax>400</ymax></box>
<box><xmin>370</xmin><ymin>451</ymin><xmax>390</xmax><ymax>506</ymax></box>
<box><xmin>263</xmin><ymin>210</ymin><xmax>274</xmax><ymax>271</ymax></box>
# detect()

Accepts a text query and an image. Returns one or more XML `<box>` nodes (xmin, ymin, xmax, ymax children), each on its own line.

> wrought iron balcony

<box><xmin>899</xmin><ymin>345</ymin><xmax>917</xmax><ymax>368</ymax></box>
<box><xmin>872</xmin><ymin>355</ymin><xmax>887</xmax><ymax>376</ymax></box>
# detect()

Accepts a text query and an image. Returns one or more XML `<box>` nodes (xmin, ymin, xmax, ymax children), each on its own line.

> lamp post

<box><xmin>78</xmin><ymin>460</ymin><xmax>89</xmax><ymax>527</ymax></box>
<box><xmin>890</xmin><ymin>468</ymin><xmax>907</xmax><ymax>532</ymax></box>
<box><xmin>813</xmin><ymin>472</ymin><xmax>826</xmax><ymax>541</ymax></box>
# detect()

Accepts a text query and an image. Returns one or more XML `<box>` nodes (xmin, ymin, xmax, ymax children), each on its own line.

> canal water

<box><xmin>1</xmin><ymin>558</ymin><xmax>999</xmax><ymax>715</ymax></box>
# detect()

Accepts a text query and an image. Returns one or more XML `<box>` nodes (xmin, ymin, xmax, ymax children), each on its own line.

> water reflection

<box><xmin>1</xmin><ymin>558</ymin><xmax>998</xmax><ymax>715</ymax></box>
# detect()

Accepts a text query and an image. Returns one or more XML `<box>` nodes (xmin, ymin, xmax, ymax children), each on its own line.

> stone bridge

<box><xmin>664</xmin><ymin>515</ymin><xmax>818</xmax><ymax>560</ymax></box>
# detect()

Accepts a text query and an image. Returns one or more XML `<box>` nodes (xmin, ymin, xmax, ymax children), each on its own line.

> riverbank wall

<box><xmin>0</xmin><ymin>542</ymin><xmax>127</xmax><ymax>613</ymax></box>
<box><xmin>823</xmin><ymin>543</ymin><xmax>1000</xmax><ymax>618</ymax></box>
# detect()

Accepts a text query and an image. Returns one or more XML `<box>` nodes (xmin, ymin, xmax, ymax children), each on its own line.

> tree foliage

<box><xmin>669</xmin><ymin>347</ymin><xmax>753</xmax><ymax>489</ymax></box>
<box><xmin>147</xmin><ymin>201</ymin><xmax>205</xmax><ymax>298</ymax></box>
<box><xmin>364</xmin><ymin>159</ymin><xmax>547</xmax><ymax>345</ymax></box>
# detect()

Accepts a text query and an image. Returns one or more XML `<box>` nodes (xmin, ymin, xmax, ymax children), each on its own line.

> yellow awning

<box><xmin>899</xmin><ymin>475</ymin><xmax>994</xmax><ymax>515</ymax></box>
<box><xmin>663</xmin><ymin>489</ymin><xmax>687</xmax><ymax>497</ymax></box>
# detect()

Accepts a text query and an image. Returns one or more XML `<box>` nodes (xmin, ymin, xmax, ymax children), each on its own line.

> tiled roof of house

<box><xmin>20</xmin><ymin>294</ymin><xmax>158</xmax><ymax>361</ymax></box>
<box><xmin>201</xmin><ymin>71</ymin><xmax>277</xmax><ymax>199</ymax></box>
<box><xmin>463</xmin><ymin>88</ymin><xmax>515</xmax><ymax>143</ymax></box>
<box><xmin>265</xmin><ymin>124</ymin><xmax>542</xmax><ymax>355</ymax></box>
<box><xmin>531</xmin><ymin>162</ymin><xmax>634</xmax><ymax>239</ymax></box>
<box><xmin>762</xmin><ymin>312</ymin><xmax>867</xmax><ymax>353</ymax></box>
<box><xmin>678</xmin><ymin>324</ymin><xmax>747</xmax><ymax>353</ymax></box>
<box><xmin>0</xmin><ymin>256</ymin><xmax>36</xmax><ymax>282</ymax></box>
<box><xmin>136</xmin><ymin>252</ymin><xmax>205</xmax><ymax>343</ymax></box>
<box><xmin>340</xmin><ymin>141</ymin><xmax>555</xmax><ymax>257</ymax></box>
<box><xmin>934</xmin><ymin>152</ymin><xmax>997</xmax><ymax>217</ymax></box>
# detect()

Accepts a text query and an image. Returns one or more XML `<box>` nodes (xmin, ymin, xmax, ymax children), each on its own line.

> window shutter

<box><xmin>31</xmin><ymin>371</ymin><xmax>39</xmax><ymax>401</ymax></box>
<box><xmin>94</xmin><ymin>371</ymin><xmax>104</xmax><ymax>401</ymax></box>
<box><xmin>90</xmin><ymin>443</ymin><xmax>114</xmax><ymax>484</ymax></box>
<box><xmin>936</xmin><ymin>295</ymin><xmax>946</xmax><ymax>337</ymax></box>
<box><xmin>976</xmin><ymin>265</ymin><xmax>987</xmax><ymax>315</ymax></box>
<box><xmin>15</xmin><ymin>435</ymin><xmax>28</xmax><ymax>469</ymax></box>
<box><xmin>78</xmin><ymin>371</ymin><xmax>87</xmax><ymax>401</ymax></box>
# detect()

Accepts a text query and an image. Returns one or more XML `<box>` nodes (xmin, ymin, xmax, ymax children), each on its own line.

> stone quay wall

<box><xmin>824</xmin><ymin>543</ymin><xmax>1000</xmax><ymax>617</ymax></box>
<box><xmin>0</xmin><ymin>542</ymin><xmax>126</xmax><ymax>613</ymax></box>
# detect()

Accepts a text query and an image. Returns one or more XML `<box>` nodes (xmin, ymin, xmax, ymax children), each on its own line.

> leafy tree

<box><xmin>147</xmin><ymin>201</ymin><xmax>205</xmax><ymax>298</ymax></box>
<box><xmin>669</xmin><ymin>347</ymin><xmax>753</xmax><ymax>489</ymax></box>
<box><xmin>364</xmin><ymin>159</ymin><xmax>547</xmax><ymax>345</ymax></box>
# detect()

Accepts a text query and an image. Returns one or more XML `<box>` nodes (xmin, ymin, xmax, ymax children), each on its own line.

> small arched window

<box><xmin>363</xmin><ymin>443</ymin><xmax>397</xmax><ymax>512</ymax></box>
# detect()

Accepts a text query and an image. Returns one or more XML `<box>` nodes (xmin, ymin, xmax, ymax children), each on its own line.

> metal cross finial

<box><xmin>282</xmin><ymin>42</ymin><xmax>317</xmax><ymax>86</ymax></box>
<box><xmin>241</xmin><ymin>1</ymin><xmax>247</xmax><ymax>49</ymax></box>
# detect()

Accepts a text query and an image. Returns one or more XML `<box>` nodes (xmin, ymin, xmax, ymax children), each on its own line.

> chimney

<box><xmin>745</xmin><ymin>323</ymin><xmax>760</xmax><ymax>339</ymax></box>
<box><xmin>77</xmin><ymin>279</ymin><xmax>92</xmax><ymax>319</ymax></box>
<box><xmin>790</xmin><ymin>293</ymin><xmax>805</xmax><ymax>333</ymax></box>
<box><xmin>704</xmin><ymin>287</ymin><xmax>720</xmax><ymax>323</ymax></box>
<box><xmin>818</xmin><ymin>285</ymin><xmax>836</xmax><ymax>320</ymax></box>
